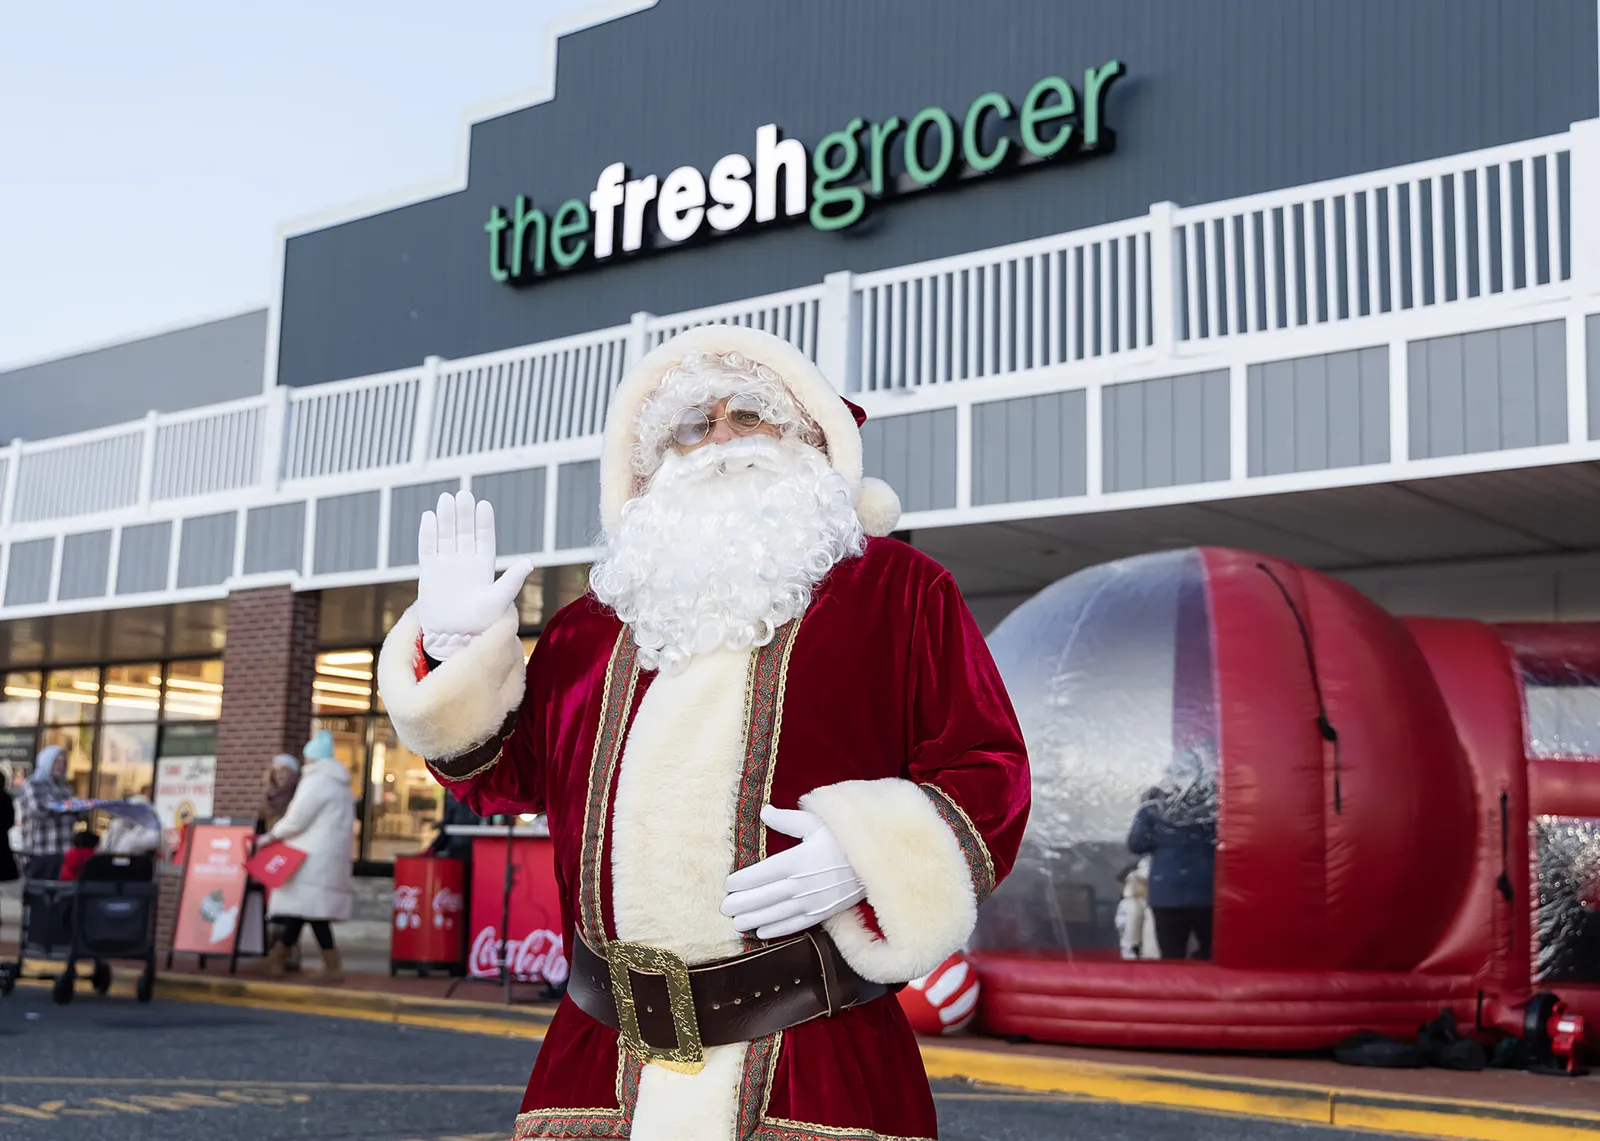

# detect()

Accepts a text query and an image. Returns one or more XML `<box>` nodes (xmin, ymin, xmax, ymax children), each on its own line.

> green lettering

<box><xmin>810</xmin><ymin>118</ymin><xmax>866</xmax><ymax>231</ymax></box>
<box><xmin>1084</xmin><ymin>59</ymin><xmax>1126</xmax><ymax>150</ymax></box>
<box><xmin>961</xmin><ymin>92</ymin><xmax>1012</xmax><ymax>173</ymax></box>
<box><xmin>1020</xmin><ymin>76</ymin><xmax>1076</xmax><ymax>158</ymax></box>
<box><xmin>511</xmin><ymin>195</ymin><xmax>547</xmax><ymax>278</ymax></box>
<box><xmin>869</xmin><ymin>116</ymin><xmax>904</xmax><ymax>195</ymax></box>
<box><xmin>484</xmin><ymin>205</ymin><xmax>509</xmax><ymax>283</ymax></box>
<box><xmin>550</xmin><ymin>199</ymin><xmax>589</xmax><ymax>268</ymax></box>
<box><xmin>904</xmin><ymin>107</ymin><xmax>956</xmax><ymax>185</ymax></box>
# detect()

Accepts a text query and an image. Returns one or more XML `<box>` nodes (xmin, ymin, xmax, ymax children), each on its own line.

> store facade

<box><xmin>4</xmin><ymin>0</ymin><xmax>1600</xmax><ymax>894</ymax></box>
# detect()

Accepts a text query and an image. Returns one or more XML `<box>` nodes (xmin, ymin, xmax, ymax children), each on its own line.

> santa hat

<box><xmin>599</xmin><ymin>325</ymin><xmax>903</xmax><ymax>539</ymax></box>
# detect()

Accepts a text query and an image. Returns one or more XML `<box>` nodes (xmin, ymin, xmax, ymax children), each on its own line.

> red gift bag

<box><xmin>246</xmin><ymin>841</ymin><xmax>307</xmax><ymax>888</ymax></box>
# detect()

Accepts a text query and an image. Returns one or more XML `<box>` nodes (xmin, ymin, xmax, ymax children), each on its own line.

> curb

<box><xmin>30</xmin><ymin>972</ymin><xmax>1600</xmax><ymax>1141</ymax></box>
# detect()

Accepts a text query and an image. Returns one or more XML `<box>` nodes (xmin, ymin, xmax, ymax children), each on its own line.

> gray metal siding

<box><xmin>0</xmin><ymin>310</ymin><xmax>267</xmax><ymax>440</ymax></box>
<box><xmin>116</xmin><ymin>522</ymin><xmax>172</xmax><ymax>595</ymax></box>
<box><xmin>1407</xmin><ymin>320</ymin><xmax>1567</xmax><ymax>458</ymax></box>
<box><xmin>471</xmin><ymin>468</ymin><xmax>547</xmax><ymax>556</ymax></box>
<box><xmin>178</xmin><ymin>513</ymin><xmax>238</xmax><ymax>588</ymax></box>
<box><xmin>1248</xmin><ymin>347</ymin><xmax>1389</xmax><ymax>476</ymax></box>
<box><xmin>1587</xmin><ymin>313</ymin><xmax>1600</xmax><ymax>440</ymax></box>
<box><xmin>276</xmin><ymin>0</ymin><xmax>1597</xmax><ymax>388</ymax></box>
<box><xmin>555</xmin><ymin>460</ymin><xmax>601</xmax><ymax>550</ymax></box>
<box><xmin>314</xmin><ymin>492</ymin><xmax>381</xmax><ymax>575</ymax></box>
<box><xmin>389</xmin><ymin>480</ymin><xmax>462</xmax><ymax>567</ymax></box>
<box><xmin>4</xmin><ymin>539</ymin><xmax>54</xmax><ymax>606</ymax></box>
<box><xmin>1104</xmin><ymin>371</ymin><xmax>1230</xmax><ymax>492</ymax></box>
<box><xmin>860</xmin><ymin>410</ymin><xmax>957</xmax><ymax>513</ymax></box>
<box><xmin>243</xmin><ymin>502</ymin><xmax>306</xmax><ymax>575</ymax></box>
<box><xmin>58</xmin><ymin>531</ymin><xmax>111</xmax><ymax>601</ymax></box>
<box><xmin>973</xmin><ymin>392</ymin><xmax>1087</xmax><ymax>505</ymax></box>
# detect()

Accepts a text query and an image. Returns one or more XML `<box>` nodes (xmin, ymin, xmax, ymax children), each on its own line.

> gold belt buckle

<box><xmin>605</xmin><ymin>940</ymin><xmax>705</xmax><ymax>1075</ymax></box>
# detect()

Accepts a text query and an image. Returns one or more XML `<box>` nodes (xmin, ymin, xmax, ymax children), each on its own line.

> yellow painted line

<box><xmin>0</xmin><ymin>1077</ymin><xmax>524</xmax><ymax>1094</ymax></box>
<box><xmin>24</xmin><ymin>973</ymin><xmax>1598</xmax><ymax>1141</ymax></box>
<box><xmin>920</xmin><ymin>1044</ymin><xmax>1600</xmax><ymax>1141</ymax></box>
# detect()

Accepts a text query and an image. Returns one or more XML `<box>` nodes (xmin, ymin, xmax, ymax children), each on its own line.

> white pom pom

<box><xmin>855</xmin><ymin>477</ymin><xmax>902</xmax><ymax>537</ymax></box>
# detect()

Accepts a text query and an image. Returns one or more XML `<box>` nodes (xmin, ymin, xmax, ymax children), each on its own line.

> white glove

<box><xmin>417</xmin><ymin>490</ymin><xmax>534</xmax><ymax>662</ymax></box>
<box><xmin>721</xmin><ymin>805</ymin><xmax>867</xmax><ymax>940</ymax></box>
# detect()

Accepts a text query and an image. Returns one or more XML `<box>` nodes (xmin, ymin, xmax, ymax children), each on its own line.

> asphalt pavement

<box><xmin>0</xmin><ymin>986</ymin><xmax>1413</xmax><ymax>1141</ymax></box>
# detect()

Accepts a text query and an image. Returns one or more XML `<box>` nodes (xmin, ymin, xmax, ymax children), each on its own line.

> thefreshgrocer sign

<box><xmin>484</xmin><ymin>60</ymin><xmax>1126</xmax><ymax>285</ymax></box>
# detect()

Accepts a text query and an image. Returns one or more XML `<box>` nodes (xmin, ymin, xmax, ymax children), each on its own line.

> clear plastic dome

<box><xmin>974</xmin><ymin>549</ymin><xmax>1220</xmax><ymax>959</ymax></box>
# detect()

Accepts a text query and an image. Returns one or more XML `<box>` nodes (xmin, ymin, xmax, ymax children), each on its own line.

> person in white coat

<box><xmin>257</xmin><ymin>730</ymin><xmax>355</xmax><ymax>981</ymax></box>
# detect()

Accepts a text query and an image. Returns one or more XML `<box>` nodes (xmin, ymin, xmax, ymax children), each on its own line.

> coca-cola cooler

<box><xmin>390</xmin><ymin>855</ymin><xmax>467</xmax><ymax>976</ymax></box>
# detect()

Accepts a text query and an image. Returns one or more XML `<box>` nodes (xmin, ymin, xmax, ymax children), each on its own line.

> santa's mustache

<box><xmin>662</xmin><ymin>435</ymin><xmax>793</xmax><ymax>482</ymax></box>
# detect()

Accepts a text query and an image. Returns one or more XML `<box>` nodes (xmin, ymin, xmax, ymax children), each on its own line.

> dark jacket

<box><xmin>1127</xmin><ymin>803</ymin><xmax>1215</xmax><ymax>909</ymax></box>
<box><xmin>431</xmin><ymin>792</ymin><xmax>483</xmax><ymax>861</ymax></box>
<box><xmin>0</xmin><ymin>792</ymin><xmax>17</xmax><ymax>882</ymax></box>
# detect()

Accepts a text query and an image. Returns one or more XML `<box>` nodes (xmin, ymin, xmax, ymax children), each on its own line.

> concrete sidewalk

<box><xmin>11</xmin><ymin>956</ymin><xmax>1593</xmax><ymax>1141</ymax></box>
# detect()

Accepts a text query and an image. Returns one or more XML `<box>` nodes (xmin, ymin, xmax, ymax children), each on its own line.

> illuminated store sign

<box><xmin>484</xmin><ymin>59</ymin><xmax>1126</xmax><ymax>285</ymax></box>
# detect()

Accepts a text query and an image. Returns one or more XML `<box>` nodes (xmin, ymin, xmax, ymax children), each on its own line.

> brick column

<box><xmin>157</xmin><ymin>585</ymin><xmax>320</xmax><ymax>956</ymax></box>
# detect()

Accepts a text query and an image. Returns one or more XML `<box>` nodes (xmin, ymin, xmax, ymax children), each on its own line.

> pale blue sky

<box><xmin>0</xmin><ymin>0</ymin><xmax>598</xmax><ymax>369</ymax></box>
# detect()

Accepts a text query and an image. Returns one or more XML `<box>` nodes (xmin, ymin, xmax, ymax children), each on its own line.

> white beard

<box><xmin>590</xmin><ymin>435</ymin><xmax>865</xmax><ymax>675</ymax></box>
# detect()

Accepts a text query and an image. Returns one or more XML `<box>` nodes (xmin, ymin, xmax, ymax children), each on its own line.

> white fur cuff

<box><xmin>800</xmin><ymin>778</ymin><xmax>978</xmax><ymax>985</ymax></box>
<box><xmin>376</xmin><ymin>604</ymin><xmax>526</xmax><ymax>760</ymax></box>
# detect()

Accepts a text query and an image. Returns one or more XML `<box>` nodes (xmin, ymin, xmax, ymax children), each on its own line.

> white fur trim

<box><xmin>600</xmin><ymin>325</ymin><xmax>863</xmax><ymax>538</ymax></box>
<box><xmin>375</xmin><ymin>604</ymin><xmax>525</xmax><ymax>760</ymax></box>
<box><xmin>609</xmin><ymin>647</ymin><xmax>751</xmax><ymax>1138</ymax></box>
<box><xmin>631</xmin><ymin>1042</ymin><xmax>747</xmax><ymax>1141</ymax></box>
<box><xmin>855</xmin><ymin>476</ymin><xmax>902</xmax><ymax>537</ymax></box>
<box><xmin>801</xmin><ymin>779</ymin><xmax>978</xmax><ymax>985</ymax></box>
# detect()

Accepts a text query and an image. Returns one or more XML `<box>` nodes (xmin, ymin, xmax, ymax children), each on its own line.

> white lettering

<box><xmin>588</xmin><ymin>162</ymin><xmax>627</xmax><ymax>258</ymax></box>
<box><xmin>621</xmin><ymin>174</ymin><xmax>659</xmax><ymax>253</ymax></box>
<box><xmin>431</xmin><ymin>887</ymin><xmax>464</xmax><ymax>915</ymax></box>
<box><xmin>392</xmin><ymin>884</ymin><xmax>420</xmax><ymax>914</ymax></box>
<box><xmin>707</xmin><ymin>153</ymin><xmax>753</xmax><ymax>232</ymax></box>
<box><xmin>468</xmin><ymin>926</ymin><xmax>569</xmax><ymax>984</ymax></box>
<box><xmin>656</xmin><ymin>165</ymin><xmax>706</xmax><ymax>244</ymax></box>
<box><xmin>755</xmin><ymin>124</ymin><xmax>807</xmax><ymax>223</ymax></box>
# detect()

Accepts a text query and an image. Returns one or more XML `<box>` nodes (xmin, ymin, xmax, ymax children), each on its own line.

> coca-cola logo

<box><xmin>432</xmin><ymin>887</ymin><xmax>464</xmax><ymax>915</ymax></box>
<box><xmin>393</xmin><ymin>885</ymin><xmax>421</xmax><ymax>914</ymax></box>
<box><xmin>470</xmin><ymin>926</ymin><xmax>568</xmax><ymax>984</ymax></box>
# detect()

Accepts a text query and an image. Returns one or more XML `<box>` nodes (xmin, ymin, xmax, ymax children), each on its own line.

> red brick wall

<box><xmin>158</xmin><ymin>585</ymin><xmax>319</xmax><ymax>956</ymax></box>
<box><xmin>214</xmin><ymin>586</ymin><xmax>320</xmax><ymax>817</ymax></box>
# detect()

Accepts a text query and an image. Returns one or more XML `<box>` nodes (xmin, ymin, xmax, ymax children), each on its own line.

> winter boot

<box><xmin>319</xmin><ymin>948</ymin><xmax>344</xmax><ymax>985</ymax></box>
<box><xmin>262</xmin><ymin>941</ymin><xmax>291</xmax><ymax>977</ymax></box>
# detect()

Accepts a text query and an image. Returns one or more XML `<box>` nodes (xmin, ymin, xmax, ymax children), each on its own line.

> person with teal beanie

<box><xmin>255</xmin><ymin>730</ymin><xmax>355</xmax><ymax>981</ymax></box>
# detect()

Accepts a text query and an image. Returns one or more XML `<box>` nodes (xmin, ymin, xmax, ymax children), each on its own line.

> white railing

<box><xmin>431</xmin><ymin>326</ymin><xmax>631</xmax><ymax>458</ymax></box>
<box><xmin>1174</xmin><ymin>132</ymin><xmax>1570</xmax><ymax>342</ymax></box>
<box><xmin>0</xmin><ymin>125</ymin><xmax>1589</xmax><ymax>538</ymax></box>
<box><xmin>645</xmin><ymin>285</ymin><xmax>824</xmax><ymax>359</ymax></box>
<box><xmin>152</xmin><ymin>398</ymin><xmax>266</xmax><ymax>501</ymax></box>
<box><xmin>852</xmin><ymin>217</ymin><xmax>1156</xmax><ymax>391</ymax></box>
<box><xmin>12</xmin><ymin>425</ymin><xmax>144</xmax><ymax>523</ymax></box>
<box><xmin>282</xmin><ymin>368</ymin><xmax>420</xmax><ymax>480</ymax></box>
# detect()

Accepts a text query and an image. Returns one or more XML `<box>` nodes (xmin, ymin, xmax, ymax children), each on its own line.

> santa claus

<box><xmin>378</xmin><ymin>325</ymin><xmax>1030</xmax><ymax>1140</ymax></box>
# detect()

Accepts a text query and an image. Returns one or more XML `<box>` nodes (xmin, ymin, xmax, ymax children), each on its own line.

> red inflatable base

<box><xmin>971</xmin><ymin>953</ymin><xmax>1480</xmax><ymax>1050</ymax></box>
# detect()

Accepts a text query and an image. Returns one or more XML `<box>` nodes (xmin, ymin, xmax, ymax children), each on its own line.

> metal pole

<box><xmin>500</xmin><ymin>815</ymin><xmax>516</xmax><ymax>1006</ymax></box>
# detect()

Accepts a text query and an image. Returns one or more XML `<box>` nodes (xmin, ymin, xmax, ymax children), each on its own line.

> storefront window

<box><xmin>41</xmin><ymin>725</ymin><xmax>95</xmax><ymax>797</ymax></box>
<box><xmin>44</xmin><ymin>667</ymin><xmax>100</xmax><ymax>724</ymax></box>
<box><xmin>367</xmin><ymin>720</ymin><xmax>440</xmax><ymax>862</ymax></box>
<box><xmin>101</xmin><ymin>662</ymin><xmax>162</xmax><ymax>722</ymax></box>
<box><xmin>314</xmin><ymin>650</ymin><xmax>374</xmax><ymax>714</ymax></box>
<box><xmin>1</xmin><ymin>671</ymin><xmax>41</xmax><ymax>726</ymax></box>
<box><xmin>164</xmin><ymin>658</ymin><xmax>223</xmax><ymax>720</ymax></box>
<box><xmin>98</xmin><ymin>722</ymin><xmax>157</xmax><ymax>800</ymax></box>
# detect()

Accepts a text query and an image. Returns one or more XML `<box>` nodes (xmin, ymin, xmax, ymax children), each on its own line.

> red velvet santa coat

<box><xmin>378</xmin><ymin>537</ymin><xmax>1030</xmax><ymax>1141</ymax></box>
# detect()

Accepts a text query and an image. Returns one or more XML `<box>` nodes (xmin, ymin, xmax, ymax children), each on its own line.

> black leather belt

<box><xmin>567</xmin><ymin>929</ymin><xmax>889</xmax><ymax>1073</ymax></box>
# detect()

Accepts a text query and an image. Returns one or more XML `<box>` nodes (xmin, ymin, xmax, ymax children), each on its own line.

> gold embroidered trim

<box><xmin>918</xmin><ymin>783</ymin><xmax>997</xmax><ymax>904</ymax></box>
<box><xmin>756</xmin><ymin>1117</ymin><xmax>933</xmax><ymax>1141</ymax></box>
<box><xmin>426</xmin><ymin>746</ymin><xmax>503</xmax><ymax>784</ymax></box>
<box><xmin>577</xmin><ymin>629</ymin><xmax>640</xmax><ymax>947</ymax></box>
